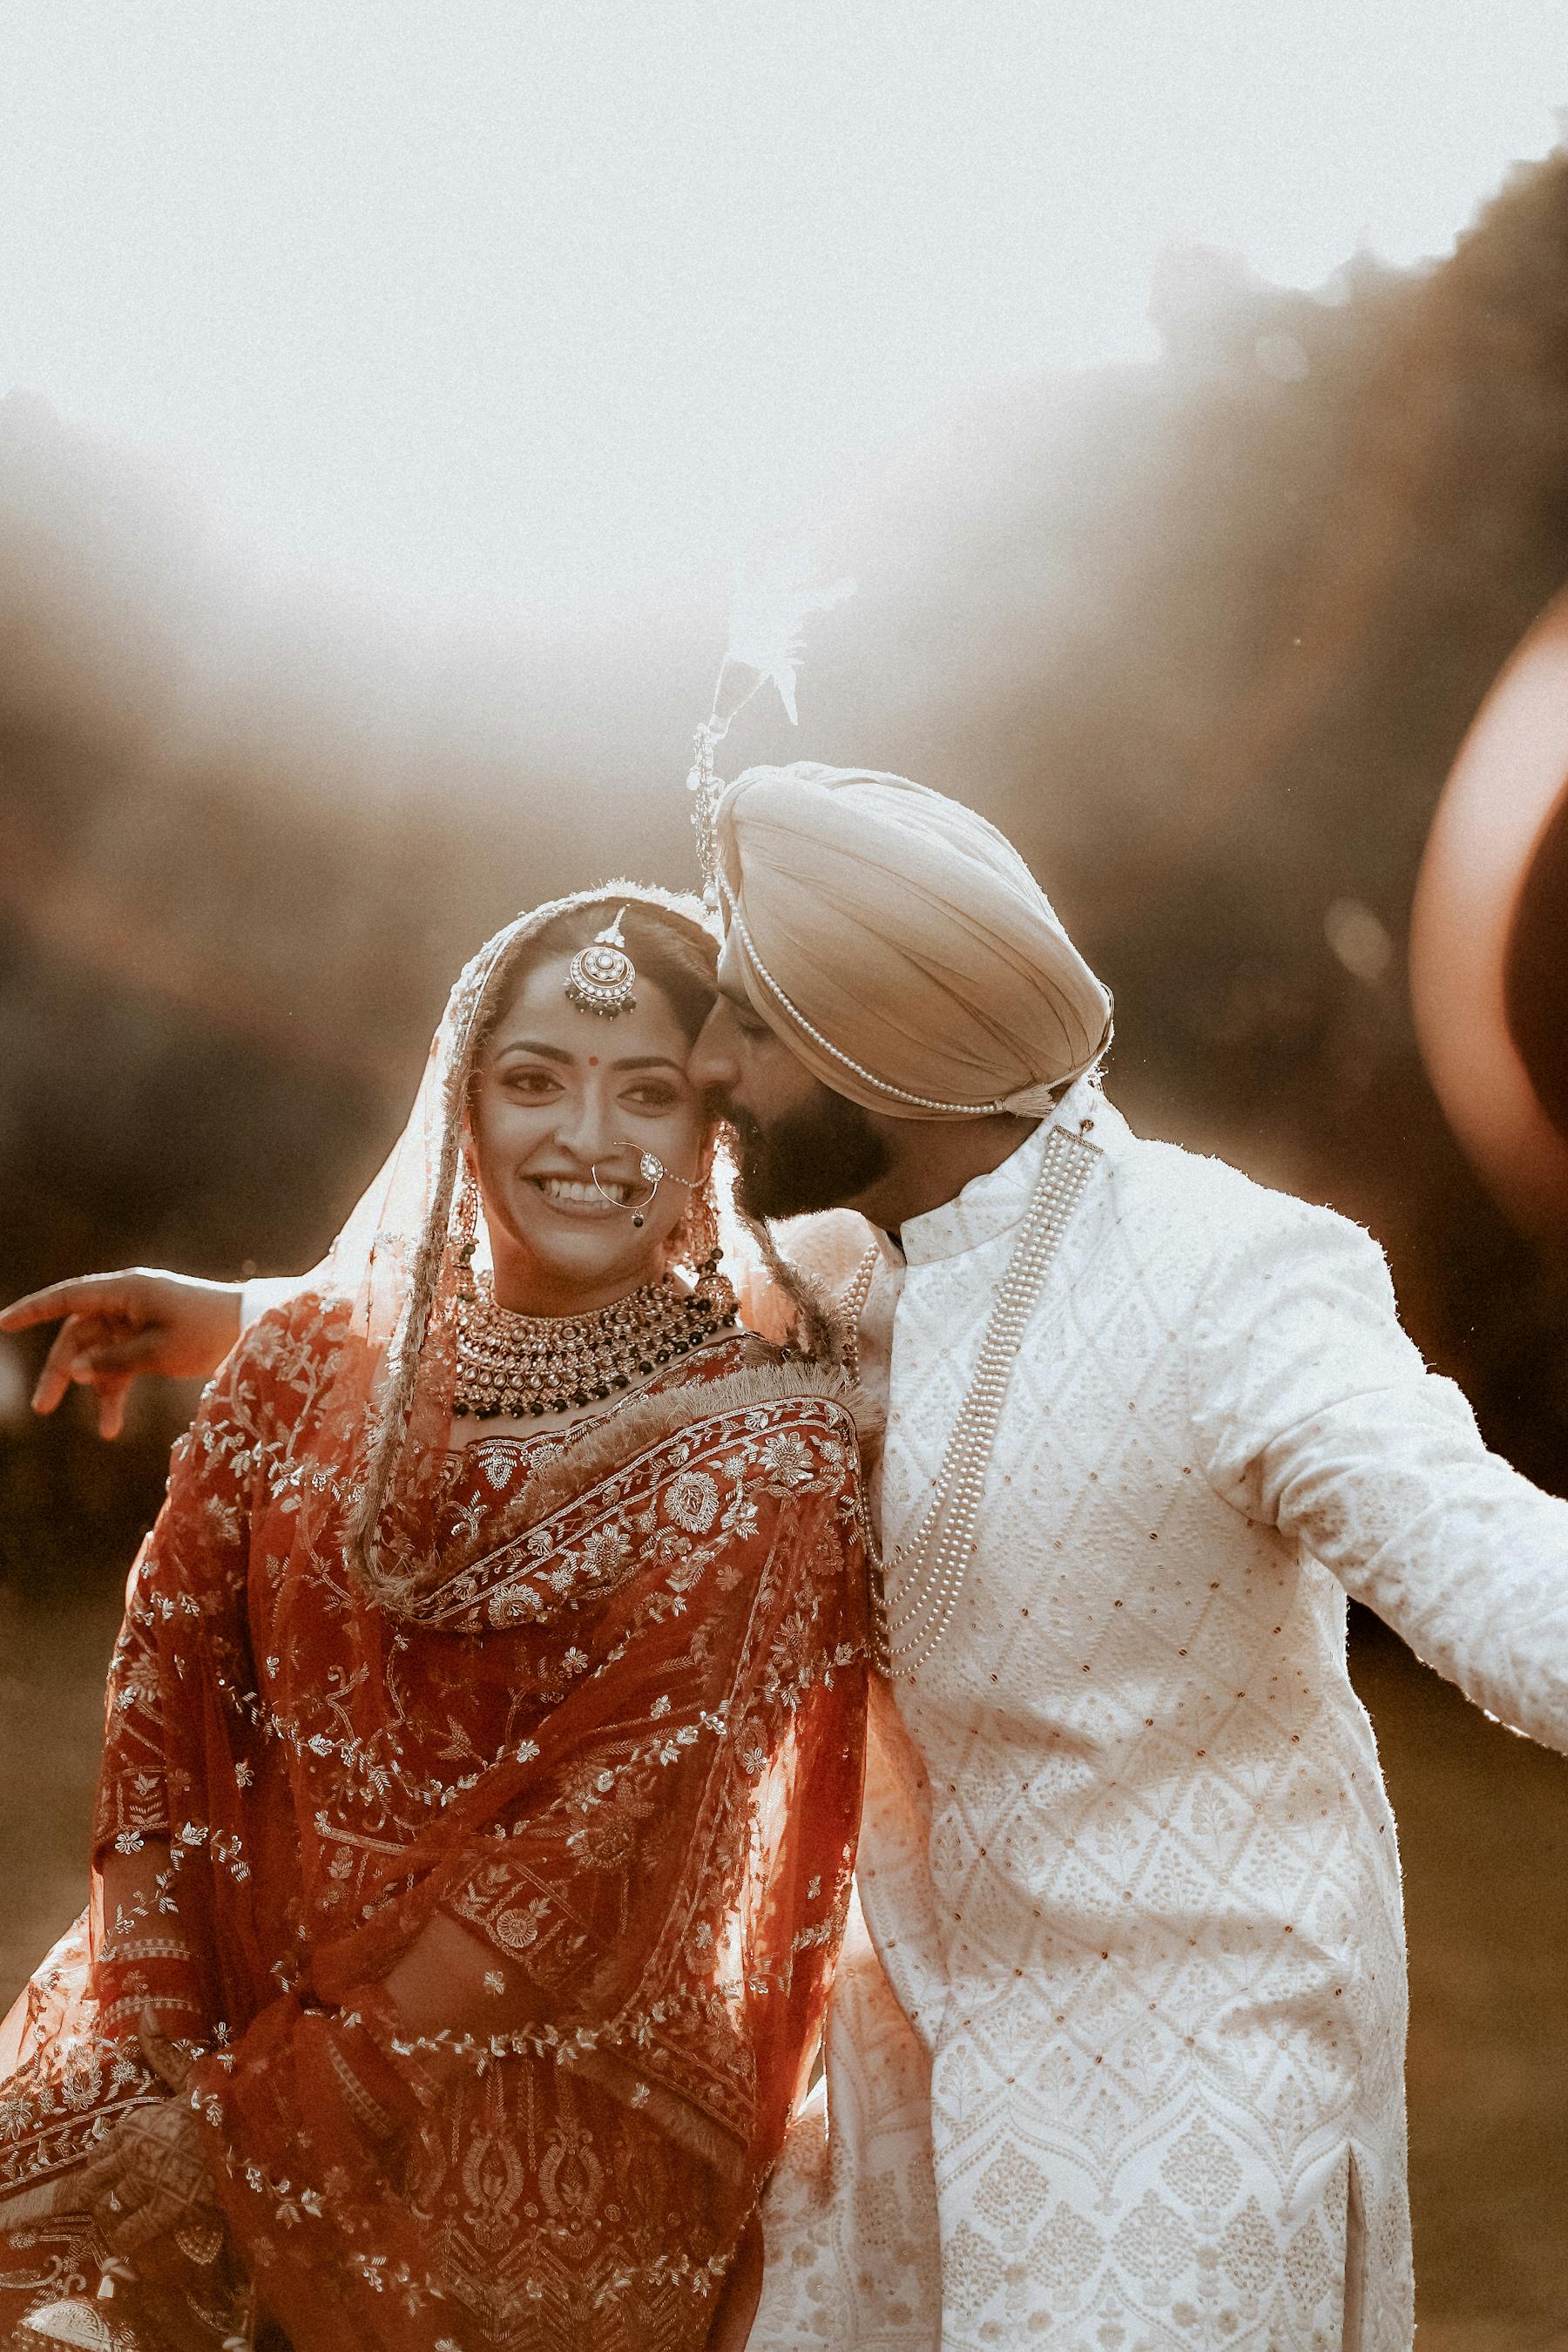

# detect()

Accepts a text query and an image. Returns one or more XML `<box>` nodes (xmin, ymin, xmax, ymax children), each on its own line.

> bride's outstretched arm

<box><xmin>0</xmin><ymin>1269</ymin><xmax>245</xmax><ymax>1435</ymax></box>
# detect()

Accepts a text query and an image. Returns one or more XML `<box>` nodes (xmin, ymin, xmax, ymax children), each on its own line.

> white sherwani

<box><xmin>751</xmin><ymin>1078</ymin><xmax>1568</xmax><ymax>2352</ymax></box>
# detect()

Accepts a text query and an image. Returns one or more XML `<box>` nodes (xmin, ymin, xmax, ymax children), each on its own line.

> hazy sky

<box><xmin>3</xmin><ymin>2</ymin><xmax>1565</xmax><ymax>626</ymax></box>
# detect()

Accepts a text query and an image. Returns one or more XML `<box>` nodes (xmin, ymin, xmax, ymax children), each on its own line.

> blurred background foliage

<box><xmin>4</xmin><ymin>149</ymin><xmax>1568</xmax><ymax>1590</ymax></box>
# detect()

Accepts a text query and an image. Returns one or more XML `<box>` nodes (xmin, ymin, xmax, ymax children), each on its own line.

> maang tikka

<box><xmin>564</xmin><ymin>909</ymin><xmax>638</xmax><ymax>1018</ymax></box>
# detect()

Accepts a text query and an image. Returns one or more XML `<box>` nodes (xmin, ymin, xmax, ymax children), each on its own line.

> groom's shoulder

<box><xmin>1099</xmin><ymin>1100</ymin><xmax>1369</xmax><ymax>1274</ymax></box>
<box><xmin>771</xmin><ymin>1208</ymin><xmax>875</xmax><ymax>1291</ymax></box>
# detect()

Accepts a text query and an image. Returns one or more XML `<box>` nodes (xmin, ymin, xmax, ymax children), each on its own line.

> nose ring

<box><xmin>590</xmin><ymin>1148</ymin><xmax>700</xmax><ymax>1229</ymax></box>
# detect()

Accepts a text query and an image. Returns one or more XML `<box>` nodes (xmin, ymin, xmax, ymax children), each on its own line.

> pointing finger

<box><xmin>96</xmin><ymin>1373</ymin><xmax>134</xmax><ymax>1443</ymax></box>
<box><xmin>32</xmin><ymin>1317</ymin><xmax>124</xmax><ymax>1416</ymax></box>
<box><xmin>0</xmin><ymin>1275</ymin><xmax>145</xmax><ymax>1335</ymax></box>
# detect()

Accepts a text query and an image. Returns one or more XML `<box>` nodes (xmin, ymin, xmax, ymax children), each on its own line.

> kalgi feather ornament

<box><xmin>719</xmin><ymin>561</ymin><xmax>856</xmax><ymax>728</ymax></box>
<box><xmin>686</xmin><ymin>557</ymin><xmax>855</xmax><ymax>906</ymax></box>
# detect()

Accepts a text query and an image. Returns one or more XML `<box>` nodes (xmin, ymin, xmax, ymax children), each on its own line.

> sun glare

<box><xmin>0</xmin><ymin>0</ymin><xmax>1562</xmax><ymax>618</ymax></box>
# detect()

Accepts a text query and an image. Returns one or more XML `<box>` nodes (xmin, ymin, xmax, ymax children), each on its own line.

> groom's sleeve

<box><xmin>1186</xmin><ymin>1193</ymin><xmax>1568</xmax><ymax>1748</ymax></box>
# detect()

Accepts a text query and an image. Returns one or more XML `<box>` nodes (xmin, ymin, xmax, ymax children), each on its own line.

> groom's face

<box><xmin>688</xmin><ymin>936</ymin><xmax>893</xmax><ymax>1220</ymax></box>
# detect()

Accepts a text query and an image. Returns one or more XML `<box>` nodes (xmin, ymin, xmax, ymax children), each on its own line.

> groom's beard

<box><xmin>724</xmin><ymin>1089</ymin><xmax>892</xmax><ymax>1221</ymax></box>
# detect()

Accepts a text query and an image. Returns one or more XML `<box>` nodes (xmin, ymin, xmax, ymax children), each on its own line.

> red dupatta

<box><xmin>92</xmin><ymin>1298</ymin><xmax>869</xmax><ymax>2349</ymax></box>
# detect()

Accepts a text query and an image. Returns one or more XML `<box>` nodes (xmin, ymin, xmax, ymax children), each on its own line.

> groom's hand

<box><xmin>0</xmin><ymin>1270</ymin><xmax>244</xmax><ymax>1437</ymax></box>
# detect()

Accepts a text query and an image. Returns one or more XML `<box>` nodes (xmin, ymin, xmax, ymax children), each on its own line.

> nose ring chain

<box><xmin>591</xmin><ymin>1146</ymin><xmax>701</xmax><ymax>1229</ymax></box>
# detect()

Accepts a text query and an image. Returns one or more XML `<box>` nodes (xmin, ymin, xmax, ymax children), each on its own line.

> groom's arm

<box><xmin>1187</xmin><ymin>1194</ymin><xmax>1568</xmax><ymax>1747</ymax></box>
<box><xmin>0</xmin><ymin>1266</ymin><xmax>305</xmax><ymax>1437</ymax></box>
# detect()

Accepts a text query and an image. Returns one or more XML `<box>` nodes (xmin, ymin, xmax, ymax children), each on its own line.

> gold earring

<box><xmin>453</xmin><ymin>1166</ymin><xmax>481</xmax><ymax>1301</ymax></box>
<box><xmin>674</xmin><ymin>1181</ymin><xmax>721</xmax><ymax>1274</ymax></box>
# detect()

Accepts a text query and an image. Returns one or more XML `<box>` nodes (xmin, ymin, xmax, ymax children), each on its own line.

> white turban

<box><xmin>713</xmin><ymin>761</ymin><xmax>1112</xmax><ymax>1119</ymax></box>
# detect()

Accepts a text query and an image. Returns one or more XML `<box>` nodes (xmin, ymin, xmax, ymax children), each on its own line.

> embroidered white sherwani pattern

<box><xmin>752</xmin><ymin>1078</ymin><xmax>1568</xmax><ymax>2352</ymax></box>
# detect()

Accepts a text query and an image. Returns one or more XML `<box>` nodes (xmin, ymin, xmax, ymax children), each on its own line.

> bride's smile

<box><xmin>532</xmin><ymin>1174</ymin><xmax>632</xmax><ymax>1211</ymax></box>
<box><xmin>467</xmin><ymin>946</ymin><xmax>710</xmax><ymax>1316</ymax></box>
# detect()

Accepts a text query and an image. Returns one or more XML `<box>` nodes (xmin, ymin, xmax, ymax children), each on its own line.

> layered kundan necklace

<box><xmin>454</xmin><ymin>1259</ymin><xmax>739</xmax><ymax>1419</ymax></box>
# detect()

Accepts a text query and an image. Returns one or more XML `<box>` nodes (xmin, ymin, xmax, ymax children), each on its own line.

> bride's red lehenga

<box><xmin>0</xmin><ymin>889</ymin><xmax>872</xmax><ymax>2352</ymax></box>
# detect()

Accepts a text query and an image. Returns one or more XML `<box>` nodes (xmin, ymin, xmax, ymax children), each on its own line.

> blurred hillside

<box><xmin>4</xmin><ymin>150</ymin><xmax>1568</xmax><ymax>1582</ymax></box>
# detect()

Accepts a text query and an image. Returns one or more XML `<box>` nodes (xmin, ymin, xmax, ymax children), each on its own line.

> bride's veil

<box><xmin>285</xmin><ymin>882</ymin><xmax>731</xmax><ymax>1613</ymax></box>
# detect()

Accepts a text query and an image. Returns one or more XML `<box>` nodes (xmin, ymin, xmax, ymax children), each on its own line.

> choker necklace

<box><xmin>454</xmin><ymin>1259</ymin><xmax>739</xmax><ymax>1419</ymax></box>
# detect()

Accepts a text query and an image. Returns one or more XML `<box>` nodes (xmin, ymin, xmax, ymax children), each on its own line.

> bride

<box><xmin>0</xmin><ymin>884</ymin><xmax>871</xmax><ymax>2352</ymax></box>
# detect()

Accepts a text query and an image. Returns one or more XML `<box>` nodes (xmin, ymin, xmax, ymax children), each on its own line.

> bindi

<box><xmin>588</xmin><ymin>1056</ymin><xmax>598</xmax><ymax>1066</ymax></box>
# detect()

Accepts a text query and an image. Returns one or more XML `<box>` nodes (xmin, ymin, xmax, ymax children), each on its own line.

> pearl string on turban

<box><xmin>712</xmin><ymin>761</ymin><xmax>1113</xmax><ymax>1121</ymax></box>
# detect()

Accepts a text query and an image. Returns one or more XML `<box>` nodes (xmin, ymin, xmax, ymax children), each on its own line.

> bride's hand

<box><xmin>71</xmin><ymin>2098</ymin><xmax>216</xmax><ymax>2257</ymax></box>
<box><xmin>58</xmin><ymin>2014</ymin><xmax>215</xmax><ymax>2257</ymax></box>
<box><xmin>0</xmin><ymin>1270</ymin><xmax>243</xmax><ymax>1437</ymax></box>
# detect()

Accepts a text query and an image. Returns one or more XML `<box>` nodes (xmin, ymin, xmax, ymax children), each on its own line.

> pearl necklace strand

<box><xmin>850</xmin><ymin>1120</ymin><xmax>1099</xmax><ymax>1680</ymax></box>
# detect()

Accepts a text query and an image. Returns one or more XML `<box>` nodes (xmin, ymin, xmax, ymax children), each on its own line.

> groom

<box><xmin>10</xmin><ymin>761</ymin><xmax>1568</xmax><ymax>2352</ymax></box>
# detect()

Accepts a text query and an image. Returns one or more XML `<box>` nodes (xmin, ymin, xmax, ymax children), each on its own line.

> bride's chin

<box><xmin>504</xmin><ymin>1219</ymin><xmax>667</xmax><ymax>1293</ymax></box>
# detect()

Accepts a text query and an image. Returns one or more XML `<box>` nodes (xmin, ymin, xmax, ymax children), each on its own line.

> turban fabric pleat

<box><xmin>713</xmin><ymin>763</ymin><xmax>1112</xmax><ymax>1120</ymax></box>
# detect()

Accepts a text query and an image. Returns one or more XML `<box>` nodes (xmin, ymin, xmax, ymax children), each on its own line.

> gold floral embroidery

<box><xmin>7</xmin><ymin>1298</ymin><xmax>871</xmax><ymax>2352</ymax></box>
<box><xmin>664</xmin><ymin>1471</ymin><xmax>720</xmax><ymax>1532</ymax></box>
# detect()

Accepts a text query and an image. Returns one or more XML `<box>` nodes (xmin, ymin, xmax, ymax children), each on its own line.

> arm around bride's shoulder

<box><xmin>0</xmin><ymin>1266</ymin><xmax>247</xmax><ymax>1436</ymax></box>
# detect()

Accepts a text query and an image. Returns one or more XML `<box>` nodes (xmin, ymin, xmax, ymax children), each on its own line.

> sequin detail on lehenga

<box><xmin>0</xmin><ymin>1312</ymin><xmax>871</xmax><ymax>2352</ymax></box>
